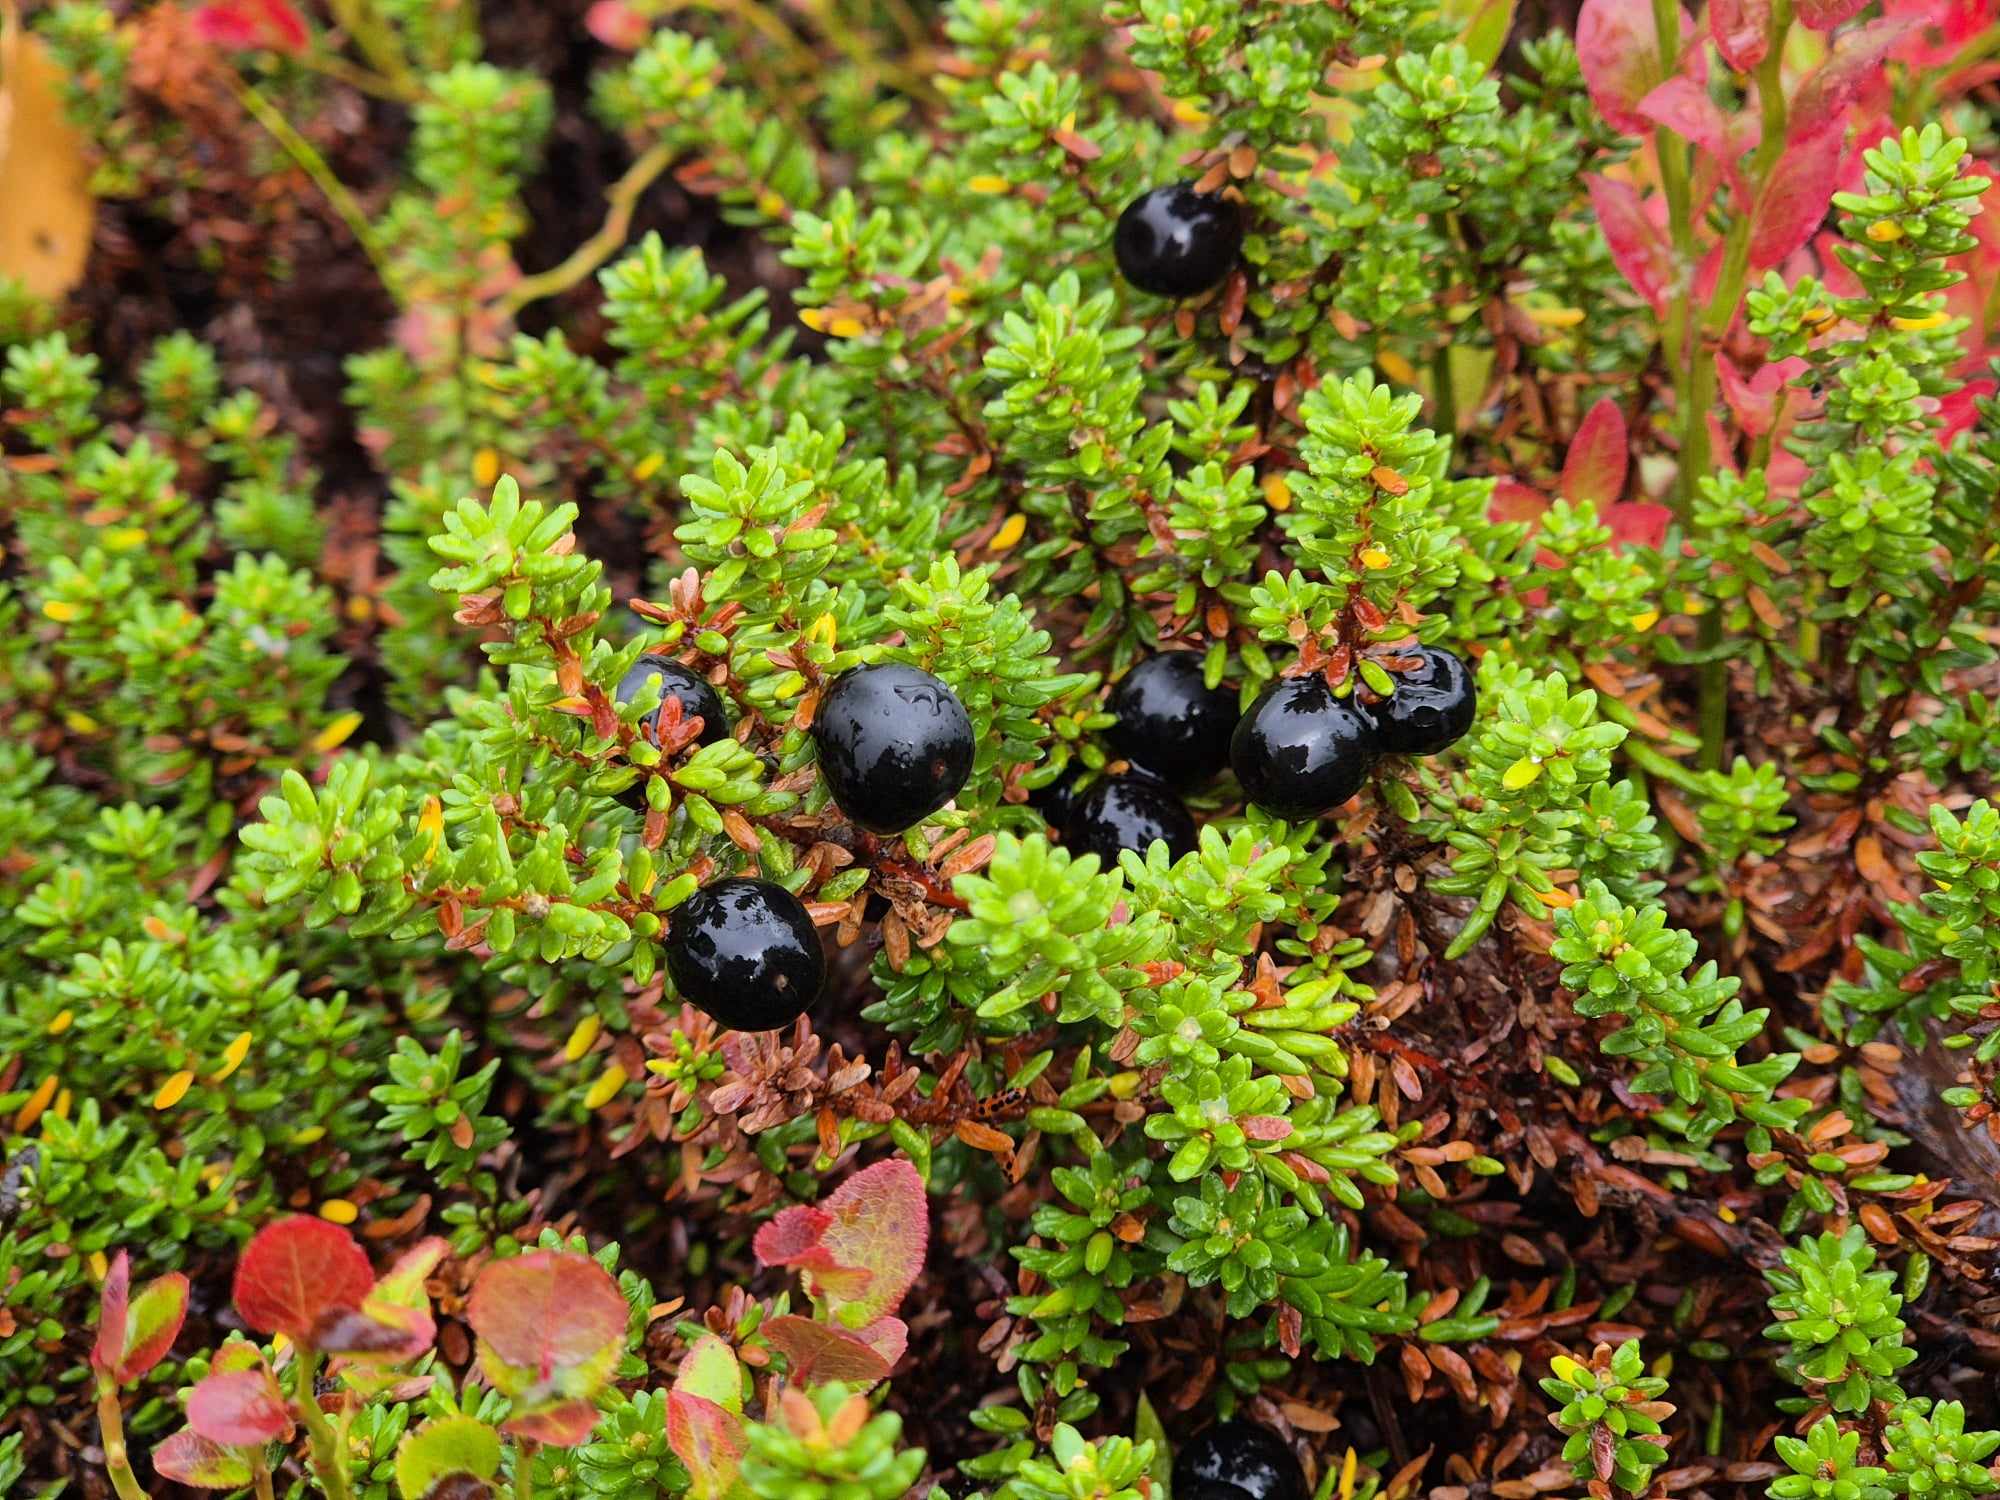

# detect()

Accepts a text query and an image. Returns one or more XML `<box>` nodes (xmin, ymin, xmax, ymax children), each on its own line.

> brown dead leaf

<box><xmin>0</xmin><ymin>10</ymin><xmax>96</xmax><ymax>298</ymax></box>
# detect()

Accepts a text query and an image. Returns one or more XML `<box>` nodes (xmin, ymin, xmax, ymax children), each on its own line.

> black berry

<box><xmin>1063</xmin><ymin>774</ymin><xmax>1197</xmax><ymax>864</ymax></box>
<box><xmin>812</xmin><ymin>663</ymin><xmax>974</xmax><ymax>834</ymax></box>
<box><xmin>1369</xmin><ymin>645</ymin><xmax>1476</xmax><ymax>756</ymax></box>
<box><xmin>1106</xmin><ymin>652</ymin><xmax>1237</xmax><ymax>790</ymax></box>
<box><xmin>1172</xmin><ymin>1423</ymin><xmax>1307</xmax><ymax>1500</ymax></box>
<box><xmin>663</xmin><ymin>877</ymin><xmax>825</xmax><ymax>1032</ymax></box>
<box><xmin>618</xmin><ymin>653</ymin><xmax>728</xmax><ymax>747</ymax></box>
<box><xmin>1026</xmin><ymin>768</ymin><xmax>1077</xmax><ymax>827</ymax></box>
<box><xmin>1113</xmin><ymin>183</ymin><xmax>1244</xmax><ymax>299</ymax></box>
<box><xmin>1229</xmin><ymin>673</ymin><xmax>1378</xmax><ymax>820</ymax></box>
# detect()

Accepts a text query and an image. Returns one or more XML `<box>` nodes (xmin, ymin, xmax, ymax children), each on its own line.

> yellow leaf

<box><xmin>1891</xmin><ymin>310</ymin><xmax>1947</xmax><ymax>331</ymax></box>
<box><xmin>14</xmin><ymin>1073</ymin><xmax>57</xmax><ymax>1133</ymax></box>
<box><xmin>583</xmin><ymin>1062</ymin><xmax>628</xmax><ymax>1110</ymax></box>
<box><xmin>154</xmin><ymin>1069</ymin><xmax>195</xmax><ymax>1110</ymax></box>
<box><xmin>826</xmin><ymin>314</ymin><xmax>867</xmax><ymax>339</ymax></box>
<box><xmin>966</xmin><ymin>173</ymin><xmax>1012</xmax><ymax>195</ymax></box>
<box><xmin>103</xmin><ymin>526</ymin><xmax>146</xmax><ymax>551</ymax></box>
<box><xmin>990</xmin><ymin>513</ymin><xmax>1028</xmax><ymax>552</ymax></box>
<box><xmin>565</xmin><ymin>1013</ymin><xmax>603</xmax><ymax>1062</ymax></box>
<box><xmin>1502</xmin><ymin>757</ymin><xmax>1543</xmax><ymax>790</ymax></box>
<box><xmin>1866</xmin><ymin>219</ymin><xmax>1904</xmax><ymax>242</ymax></box>
<box><xmin>212</xmin><ymin>1030</ymin><xmax>254</xmax><ymax>1083</ymax></box>
<box><xmin>52</xmin><ymin>1087</ymin><xmax>70</xmax><ymax>1120</ymax></box>
<box><xmin>1628</xmin><ymin>608</ymin><xmax>1660</xmax><ymax>632</ymax></box>
<box><xmin>1377</xmin><ymin>349</ymin><xmax>1417</xmax><ymax>386</ymax></box>
<box><xmin>89</xmin><ymin>1249</ymin><xmax>108</xmax><ymax>1281</ymax></box>
<box><xmin>1262</xmin><ymin>473</ymin><xmax>1292</xmax><ymax>512</ymax></box>
<box><xmin>46</xmin><ymin>1008</ymin><xmax>72</xmax><ymax>1035</ymax></box>
<box><xmin>40</xmin><ymin>598</ymin><xmax>80</xmax><ymax>622</ymax></box>
<box><xmin>1338</xmin><ymin>1448</ymin><xmax>1358</xmax><ymax>1500</ymax></box>
<box><xmin>1524</xmin><ymin>304</ymin><xmax>1585</xmax><ymax>329</ymax></box>
<box><xmin>472</xmin><ymin>448</ymin><xmax>502</xmax><ymax>487</ymax></box>
<box><xmin>633</xmin><ymin>451</ymin><xmax>665</xmax><ymax>481</ymax></box>
<box><xmin>291</xmin><ymin>1125</ymin><xmax>327</xmax><ymax>1146</ymax></box>
<box><xmin>319</xmin><ymin>1198</ymin><xmax>359</xmax><ymax>1225</ymax></box>
<box><xmin>1358</xmin><ymin>546</ymin><xmax>1391</xmax><ymax>570</ymax></box>
<box><xmin>0</xmin><ymin>25</ymin><xmax>95</xmax><ymax>299</ymax></box>
<box><xmin>1169</xmin><ymin>99</ymin><xmax>1209</xmax><ymax>126</ymax></box>
<box><xmin>798</xmin><ymin>307</ymin><xmax>830</xmax><ymax>333</ymax></box>
<box><xmin>756</xmin><ymin>188</ymin><xmax>787</xmax><ymax>220</ymax></box>
<box><xmin>311</xmin><ymin>712</ymin><xmax>362</xmax><ymax>754</ymax></box>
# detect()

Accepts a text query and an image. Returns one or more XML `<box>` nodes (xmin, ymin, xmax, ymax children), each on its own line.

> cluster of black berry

<box><xmin>1174</xmin><ymin>1421</ymin><xmax>1310</xmax><ymax>1500</ymax></box>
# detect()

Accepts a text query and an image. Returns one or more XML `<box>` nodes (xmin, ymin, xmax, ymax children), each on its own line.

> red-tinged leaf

<box><xmin>1489</xmin><ymin>478</ymin><xmax>1551</xmax><ymax>525</ymax></box>
<box><xmin>93</xmin><ymin>1252</ymin><xmax>189</xmax><ymax>1383</ymax></box>
<box><xmin>1747</xmin><ymin>126</ymin><xmax>1844</xmax><ymax>271</ymax></box>
<box><xmin>152</xmin><ymin>1429</ymin><xmax>254</xmax><ymax>1490</ymax></box>
<box><xmin>314</xmin><ymin>1302</ymin><xmax>437</xmax><ymax>1361</ymax></box>
<box><xmin>1711</xmin><ymin>0</ymin><xmax>1770</xmax><ymax>70</ymax></box>
<box><xmin>1587</xmin><ymin>175</ymin><xmax>1675</xmax><ymax>315</ymax></box>
<box><xmin>1795</xmin><ymin>0</ymin><xmax>1868</xmax><ymax>28</ymax></box>
<box><xmin>1636</xmin><ymin>77</ymin><xmax>1738</xmax><ymax>187</ymax></box>
<box><xmin>192</xmin><ymin>0</ymin><xmax>309</xmax><ymax>53</ymax></box>
<box><xmin>397</xmin><ymin>1415</ymin><xmax>504</xmax><ymax>1500</ymax></box>
<box><xmin>372</xmin><ymin>1237</ymin><xmax>450</xmax><ymax>1311</ymax></box>
<box><xmin>465</xmin><ymin>1251</ymin><xmax>628</xmax><ymax>1384</ymax></box>
<box><xmin>1605</xmin><ymin>502</ymin><xmax>1673</xmax><ymax>551</ymax></box>
<box><xmin>1577</xmin><ymin>0</ymin><xmax>1697</xmax><ymax>135</ymax></box>
<box><xmin>762</xmin><ymin>1315</ymin><xmax>895</xmax><ymax>1387</ymax></box>
<box><xmin>1939</xmin><ymin>378</ymin><xmax>1997</xmax><ymax>444</ymax></box>
<box><xmin>673</xmin><ymin>1335</ymin><xmax>744</xmax><ymax>1414</ymax></box>
<box><xmin>852</xmin><ymin>1315</ymin><xmax>909</xmax><ymax>1372</ymax></box>
<box><xmin>187</xmin><ymin>1368</ymin><xmax>294</xmax><ymax>1446</ymax></box>
<box><xmin>1560</xmin><ymin>399</ymin><xmax>1630</xmax><ymax>508</ymax></box>
<box><xmin>751</xmin><ymin>1159</ymin><xmax>929</xmax><ymax>1326</ymax></box>
<box><xmin>1240</xmin><ymin>1115</ymin><xmax>1294</xmax><ymax>1142</ymax></box>
<box><xmin>1716</xmin><ymin>353</ymin><xmax>1809</xmax><ymax>437</ymax></box>
<box><xmin>668</xmin><ymin>1391</ymin><xmax>747</xmax><ymax>1500</ymax></box>
<box><xmin>1790</xmin><ymin>19</ymin><xmax>1921</xmax><ymax>139</ymax></box>
<box><xmin>232</xmin><ymin>1217</ymin><xmax>374</xmax><ymax>1343</ymax></box>
<box><xmin>503</xmin><ymin>1398</ymin><xmax>604</xmax><ymax>1448</ymax></box>
<box><xmin>583</xmin><ymin>0</ymin><xmax>649</xmax><ymax>48</ymax></box>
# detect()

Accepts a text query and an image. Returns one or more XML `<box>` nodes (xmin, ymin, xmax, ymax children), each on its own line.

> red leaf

<box><xmin>1489</xmin><ymin>478</ymin><xmax>1551</xmax><ymax>525</ymax></box>
<box><xmin>667</xmin><ymin>1391</ymin><xmax>746</xmax><ymax>1500</ymax></box>
<box><xmin>1240</xmin><ymin>1115</ymin><xmax>1293</xmax><ymax>1142</ymax></box>
<box><xmin>152</xmin><ymin>1430</ymin><xmax>254</xmax><ymax>1490</ymax></box>
<box><xmin>852</xmin><ymin>1315</ymin><xmax>909</xmax><ymax>1371</ymax></box>
<box><xmin>1795</xmin><ymin>0</ymin><xmax>1869</xmax><ymax>29</ymax></box>
<box><xmin>187</xmin><ymin>1368</ymin><xmax>294</xmax><ymax>1447</ymax></box>
<box><xmin>1716</xmin><ymin>353</ymin><xmax>1809</xmax><ymax>437</ymax></box>
<box><xmin>1791</xmin><ymin>19</ymin><xmax>1921</xmax><ymax>140</ymax></box>
<box><xmin>232</xmin><ymin>1218</ymin><xmax>374</xmax><ymax>1343</ymax></box>
<box><xmin>583</xmin><ymin>0</ymin><xmax>649</xmax><ymax>48</ymax></box>
<box><xmin>1587</xmin><ymin>175</ymin><xmax>1675</xmax><ymax>315</ymax></box>
<box><xmin>465</xmin><ymin>1252</ymin><xmax>628</xmax><ymax>1383</ymax></box>
<box><xmin>314</xmin><ymin>1303</ymin><xmax>436</xmax><ymax>1361</ymax></box>
<box><xmin>93</xmin><ymin>1252</ymin><xmax>188</xmax><ymax>1384</ymax></box>
<box><xmin>1560</xmin><ymin>399</ymin><xmax>1630</xmax><ymax>508</ymax></box>
<box><xmin>1605</xmin><ymin>502</ymin><xmax>1673</xmax><ymax>550</ymax></box>
<box><xmin>1711</xmin><ymin>0</ymin><xmax>1771</xmax><ymax>70</ymax></box>
<box><xmin>1747</xmin><ymin>126</ymin><xmax>1844</xmax><ymax>271</ymax></box>
<box><xmin>751</xmin><ymin>1159</ymin><xmax>929</xmax><ymax>1326</ymax></box>
<box><xmin>192</xmin><ymin>0</ymin><xmax>309</xmax><ymax>53</ymax></box>
<box><xmin>503</xmin><ymin>1399</ymin><xmax>604</xmax><ymax>1447</ymax></box>
<box><xmin>1637</xmin><ymin>77</ymin><xmax>1739</xmax><ymax>191</ymax></box>
<box><xmin>1578</xmin><ymin>0</ymin><xmax>1697</xmax><ymax>135</ymax></box>
<box><xmin>762</xmin><ymin>1315</ymin><xmax>895</xmax><ymax>1386</ymax></box>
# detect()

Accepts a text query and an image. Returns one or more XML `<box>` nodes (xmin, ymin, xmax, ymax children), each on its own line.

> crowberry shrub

<box><xmin>2</xmin><ymin>0</ymin><xmax>2000</xmax><ymax>1497</ymax></box>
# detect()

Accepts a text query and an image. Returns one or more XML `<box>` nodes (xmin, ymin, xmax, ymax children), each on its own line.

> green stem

<box><xmin>251</xmin><ymin>1450</ymin><xmax>278</xmax><ymax>1500</ymax></box>
<box><xmin>499</xmin><ymin>141</ymin><xmax>677</xmax><ymax>316</ymax></box>
<box><xmin>514</xmin><ymin>1439</ymin><xmax>537</xmax><ymax>1500</ymax></box>
<box><xmin>293</xmin><ymin>1347</ymin><xmax>355</xmax><ymax>1500</ymax></box>
<box><xmin>227</xmin><ymin>74</ymin><xmax>394</xmax><ymax>292</ymax></box>
<box><xmin>324</xmin><ymin>0</ymin><xmax>417</xmax><ymax>92</ymax></box>
<box><xmin>96</xmin><ymin>1378</ymin><xmax>152</xmax><ymax>1500</ymax></box>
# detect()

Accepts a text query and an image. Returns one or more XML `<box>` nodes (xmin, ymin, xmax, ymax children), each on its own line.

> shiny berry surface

<box><xmin>1172</xmin><ymin>1423</ymin><xmax>1307</xmax><ymax>1500</ymax></box>
<box><xmin>663</xmin><ymin>878</ymin><xmax>825</xmax><ymax>1032</ymax></box>
<box><xmin>1106</xmin><ymin>652</ymin><xmax>1237</xmax><ymax>790</ymax></box>
<box><xmin>812</xmin><ymin>663</ymin><xmax>974</xmax><ymax>834</ymax></box>
<box><xmin>617</xmin><ymin>653</ymin><xmax>728</xmax><ymax>746</ymax></box>
<box><xmin>1113</xmin><ymin>183</ymin><xmax>1244</xmax><ymax>299</ymax></box>
<box><xmin>1063</xmin><ymin>774</ymin><xmax>1197</xmax><ymax>864</ymax></box>
<box><xmin>1229</xmin><ymin>673</ymin><xmax>1378</xmax><ymax>820</ymax></box>
<box><xmin>1370</xmin><ymin>645</ymin><xmax>1477</xmax><ymax>756</ymax></box>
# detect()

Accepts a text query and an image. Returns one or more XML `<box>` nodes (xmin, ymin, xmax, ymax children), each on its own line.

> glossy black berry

<box><xmin>618</xmin><ymin>653</ymin><xmax>728</xmax><ymax>747</ymax></box>
<box><xmin>1113</xmin><ymin>182</ymin><xmax>1244</xmax><ymax>299</ymax></box>
<box><xmin>663</xmin><ymin>878</ymin><xmax>825</xmax><ymax>1032</ymax></box>
<box><xmin>1172</xmin><ymin>1423</ymin><xmax>1307</xmax><ymax>1500</ymax></box>
<box><xmin>1063</xmin><ymin>774</ymin><xmax>1197</xmax><ymax>864</ymax></box>
<box><xmin>1229</xmin><ymin>673</ymin><xmax>1378</xmax><ymax>821</ymax></box>
<box><xmin>1370</xmin><ymin>646</ymin><xmax>1476</xmax><ymax>756</ymax></box>
<box><xmin>1026</xmin><ymin>768</ymin><xmax>1077</xmax><ymax>827</ymax></box>
<box><xmin>812</xmin><ymin>663</ymin><xmax>974</xmax><ymax>834</ymax></box>
<box><xmin>1106</xmin><ymin>652</ymin><xmax>1237</xmax><ymax>790</ymax></box>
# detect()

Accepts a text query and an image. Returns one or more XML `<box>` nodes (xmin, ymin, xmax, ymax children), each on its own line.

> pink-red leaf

<box><xmin>503</xmin><ymin>1399</ymin><xmax>604</xmax><ymax>1448</ymax></box>
<box><xmin>187</xmin><ymin>1368</ymin><xmax>294</xmax><ymax>1447</ymax></box>
<box><xmin>93</xmin><ymin>1252</ymin><xmax>188</xmax><ymax>1384</ymax></box>
<box><xmin>1578</xmin><ymin>0</ymin><xmax>1697</xmax><ymax>135</ymax></box>
<box><xmin>1488</xmin><ymin>478</ymin><xmax>1550</xmax><ymax>526</ymax></box>
<box><xmin>1587</xmin><ymin>175</ymin><xmax>1675</xmax><ymax>316</ymax></box>
<box><xmin>667</xmin><ymin>1391</ymin><xmax>746</xmax><ymax>1500</ymax></box>
<box><xmin>314</xmin><ymin>1303</ymin><xmax>437</xmax><ymax>1361</ymax></box>
<box><xmin>465</xmin><ymin>1251</ymin><xmax>628</xmax><ymax>1384</ymax></box>
<box><xmin>762</xmin><ymin>1315</ymin><xmax>895</xmax><ymax>1387</ymax></box>
<box><xmin>1791</xmin><ymin>19</ymin><xmax>1921</xmax><ymax>140</ymax></box>
<box><xmin>1636</xmin><ymin>77</ymin><xmax>1737</xmax><ymax>186</ymax></box>
<box><xmin>1747</xmin><ymin>127</ymin><xmax>1845</xmax><ymax>271</ymax></box>
<box><xmin>1605</xmin><ymin>502</ymin><xmax>1673</xmax><ymax>551</ymax></box>
<box><xmin>233</xmin><ymin>1218</ymin><xmax>374</xmax><ymax>1343</ymax></box>
<box><xmin>152</xmin><ymin>1430</ymin><xmax>254</xmax><ymax>1490</ymax></box>
<box><xmin>1710</xmin><ymin>0</ymin><xmax>1771</xmax><ymax>70</ymax></box>
<box><xmin>191</xmin><ymin>0</ymin><xmax>309</xmax><ymax>52</ymax></box>
<box><xmin>1794</xmin><ymin>0</ymin><xmax>1869</xmax><ymax>29</ymax></box>
<box><xmin>751</xmin><ymin>1159</ymin><xmax>929</xmax><ymax>1326</ymax></box>
<box><xmin>1716</xmin><ymin>353</ymin><xmax>1809</xmax><ymax>438</ymax></box>
<box><xmin>1560</xmin><ymin>399</ymin><xmax>1630</xmax><ymax>507</ymax></box>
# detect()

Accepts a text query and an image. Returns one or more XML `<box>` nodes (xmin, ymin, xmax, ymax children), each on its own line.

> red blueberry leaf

<box><xmin>751</xmin><ymin>1159</ymin><xmax>929</xmax><ymax>1326</ymax></box>
<box><xmin>667</xmin><ymin>1391</ymin><xmax>747</xmax><ymax>1500</ymax></box>
<box><xmin>1577</xmin><ymin>0</ymin><xmax>1698</xmax><ymax>136</ymax></box>
<box><xmin>191</xmin><ymin>0</ymin><xmax>309</xmax><ymax>52</ymax></box>
<box><xmin>1560</xmin><ymin>399</ymin><xmax>1630</xmax><ymax>508</ymax></box>
<box><xmin>314</xmin><ymin>1302</ymin><xmax>437</xmax><ymax>1361</ymax></box>
<box><xmin>1488</xmin><ymin>478</ymin><xmax>1551</xmax><ymax>526</ymax></box>
<box><xmin>852</xmin><ymin>1315</ymin><xmax>909</xmax><ymax>1371</ymax></box>
<box><xmin>1587</xmin><ymin>175</ymin><xmax>1675</xmax><ymax>316</ymax></box>
<box><xmin>1790</xmin><ymin>19</ymin><xmax>1921</xmax><ymax>140</ymax></box>
<box><xmin>1240</xmin><ymin>1115</ymin><xmax>1293</xmax><ymax>1143</ymax></box>
<box><xmin>503</xmin><ymin>1398</ymin><xmax>605</xmax><ymax>1447</ymax></box>
<box><xmin>674</xmin><ymin>1334</ymin><xmax>745</xmax><ymax>1414</ymax></box>
<box><xmin>1794</xmin><ymin>0</ymin><xmax>1869</xmax><ymax>29</ymax></box>
<box><xmin>762</xmin><ymin>1315</ymin><xmax>895</xmax><ymax>1387</ymax></box>
<box><xmin>233</xmin><ymin>1217</ymin><xmax>375</xmax><ymax>1343</ymax></box>
<box><xmin>1716</xmin><ymin>353</ymin><xmax>1809</xmax><ymax>438</ymax></box>
<box><xmin>1636</xmin><ymin>77</ymin><xmax>1740</xmax><ymax>191</ymax></box>
<box><xmin>466</xmin><ymin>1251</ymin><xmax>628</xmax><ymax>1387</ymax></box>
<box><xmin>583</xmin><ymin>0</ymin><xmax>649</xmax><ymax>48</ymax></box>
<box><xmin>1747</xmin><ymin>126</ymin><xmax>1845</xmax><ymax>271</ymax></box>
<box><xmin>152</xmin><ymin>1429</ymin><xmax>255</xmax><ymax>1490</ymax></box>
<box><xmin>93</xmin><ymin>1251</ymin><xmax>189</xmax><ymax>1384</ymax></box>
<box><xmin>397</xmin><ymin>1415</ymin><xmax>504</xmax><ymax>1500</ymax></box>
<box><xmin>1711</xmin><ymin>0</ymin><xmax>1771</xmax><ymax>70</ymax></box>
<box><xmin>187</xmin><ymin>1367</ymin><xmax>294</xmax><ymax>1447</ymax></box>
<box><xmin>1605</xmin><ymin>502</ymin><xmax>1673</xmax><ymax>551</ymax></box>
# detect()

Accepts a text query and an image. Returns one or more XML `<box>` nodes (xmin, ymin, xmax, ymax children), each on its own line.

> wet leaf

<box><xmin>232</xmin><ymin>1217</ymin><xmax>374</xmax><ymax>1343</ymax></box>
